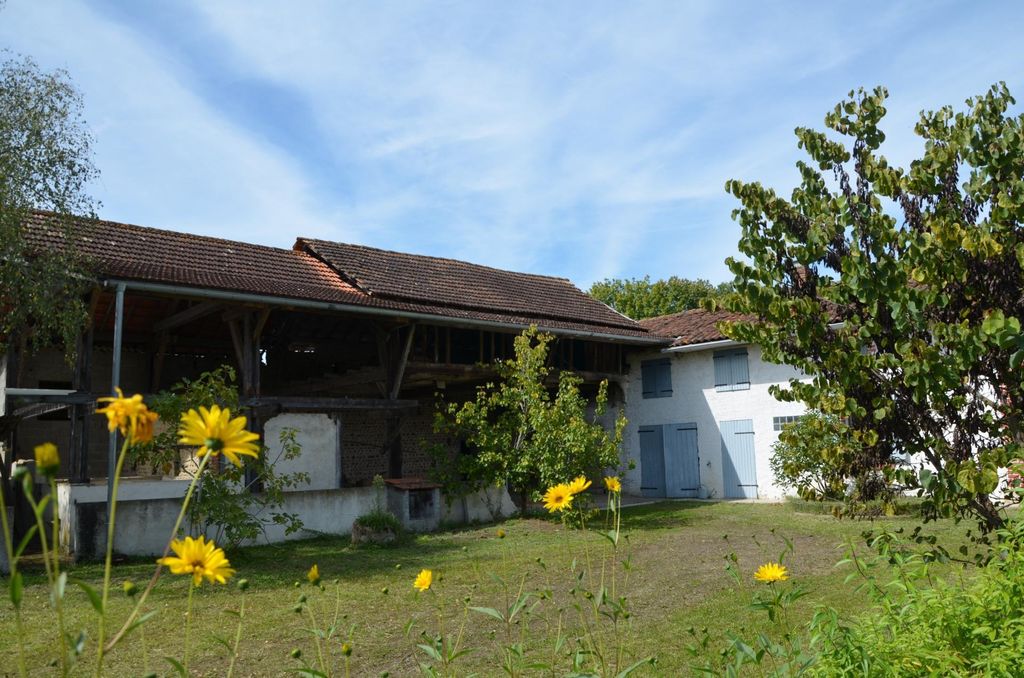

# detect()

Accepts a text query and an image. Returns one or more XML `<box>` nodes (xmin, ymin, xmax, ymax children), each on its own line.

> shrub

<box><xmin>769</xmin><ymin>412</ymin><xmax>851</xmax><ymax>501</ymax></box>
<box><xmin>810</xmin><ymin>521</ymin><xmax>1024</xmax><ymax>676</ymax></box>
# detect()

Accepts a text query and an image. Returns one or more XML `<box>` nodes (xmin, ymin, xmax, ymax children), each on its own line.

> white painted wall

<box><xmin>56</xmin><ymin>478</ymin><xmax>517</xmax><ymax>557</ymax></box>
<box><xmin>264</xmin><ymin>413</ymin><xmax>339</xmax><ymax>491</ymax></box>
<box><xmin>622</xmin><ymin>344</ymin><xmax>808</xmax><ymax>500</ymax></box>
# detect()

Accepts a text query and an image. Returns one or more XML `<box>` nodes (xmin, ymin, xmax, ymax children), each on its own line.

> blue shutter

<box><xmin>641</xmin><ymin>362</ymin><xmax>656</xmax><ymax>398</ymax></box>
<box><xmin>657</xmin><ymin>361</ymin><xmax>673</xmax><ymax>397</ymax></box>
<box><xmin>664</xmin><ymin>423</ymin><xmax>700</xmax><ymax>498</ymax></box>
<box><xmin>714</xmin><ymin>350</ymin><xmax>749</xmax><ymax>391</ymax></box>
<box><xmin>721</xmin><ymin>419</ymin><xmax>757</xmax><ymax>498</ymax></box>
<box><xmin>642</xmin><ymin>359</ymin><xmax>671</xmax><ymax>398</ymax></box>
<box><xmin>638</xmin><ymin>425</ymin><xmax>666</xmax><ymax>497</ymax></box>
<box><xmin>731</xmin><ymin>352</ymin><xmax>750</xmax><ymax>390</ymax></box>
<box><xmin>714</xmin><ymin>353</ymin><xmax>730</xmax><ymax>391</ymax></box>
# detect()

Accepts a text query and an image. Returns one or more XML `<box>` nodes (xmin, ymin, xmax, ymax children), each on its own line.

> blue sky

<box><xmin>2</xmin><ymin>1</ymin><xmax>1022</xmax><ymax>288</ymax></box>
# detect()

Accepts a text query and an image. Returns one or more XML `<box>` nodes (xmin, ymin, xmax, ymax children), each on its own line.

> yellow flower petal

<box><xmin>96</xmin><ymin>388</ymin><xmax>158</xmax><ymax>444</ymax></box>
<box><xmin>34</xmin><ymin>443</ymin><xmax>60</xmax><ymax>474</ymax></box>
<box><xmin>542</xmin><ymin>484</ymin><xmax>574</xmax><ymax>513</ymax></box>
<box><xmin>413</xmin><ymin>568</ymin><xmax>433</xmax><ymax>592</ymax></box>
<box><xmin>603</xmin><ymin>476</ymin><xmax>621</xmax><ymax>493</ymax></box>
<box><xmin>567</xmin><ymin>476</ymin><xmax>592</xmax><ymax>496</ymax></box>
<box><xmin>307</xmin><ymin>564</ymin><xmax>320</xmax><ymax>585</ymax></box>
<box><xmin>178</xmin><ymin>405</ymin><xmax>260</xmax><ymax>466</ymax></box>
<box><xmin>754</xmin><ymin>562</ymin><xmax>789</xmax><ymax>583</ymax></box>
<box><xmin>157</xmin><ymin>535</ymin><xmax>235</xmax><ymax>586</ymax></box>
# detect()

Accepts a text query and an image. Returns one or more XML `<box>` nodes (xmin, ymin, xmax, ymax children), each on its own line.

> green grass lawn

<box><xmin>1</xmin><ymin>500</ymin><xmax>972</xmax><ymax>676</ymax></box>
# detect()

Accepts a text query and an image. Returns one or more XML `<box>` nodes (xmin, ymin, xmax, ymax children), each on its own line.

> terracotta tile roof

<box><xmin>23</xmin><ymin>212</ymin><xmax>659</xmax><ymax>342</ymax></box>
<box><xmin>639</xmin><ymin>308</ymin><xmax>753</xmax><ymax>347</ymax></box>
<box><xmin>296</xmin><ymin>238</ymin><xmax>640</xmax><ymax>333</ymax></box>
<box><xmin>23</xmin><ymin>212</ymin><xmax>365</xmax><ymax>305</ymax></box>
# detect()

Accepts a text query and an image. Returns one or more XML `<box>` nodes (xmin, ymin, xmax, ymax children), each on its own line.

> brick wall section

<box><xmin>337</xmin><ymin>404</ymin><xmax>453</xmax><ymax>486</ymax></box>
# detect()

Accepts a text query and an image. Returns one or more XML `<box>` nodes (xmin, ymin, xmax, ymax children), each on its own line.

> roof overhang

<box><xmin>661</xmin><ymin>321</ymin><xmax>846</xmax><ymax>353</ymax></box>
<box><xmin>101</xmin><ymin>278</ymin><xmax>668</xmax><ymax>346</ymax></box>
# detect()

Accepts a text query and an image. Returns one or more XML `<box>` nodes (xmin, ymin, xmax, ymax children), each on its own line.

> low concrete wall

<box><xmin>57</xmin><ymin>479</ymin><xmax>517</xmax><ymax>558</ymax></box>
<box><xmin>441</xmin><ymin>485</ymin><xmax>518</xmax><ymax>524</ymax></box>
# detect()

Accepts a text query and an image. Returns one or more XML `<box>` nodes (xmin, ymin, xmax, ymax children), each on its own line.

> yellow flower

<box><xmin>603</xmin><ymin>476</ymin><xmax>621</xmax><ymax>493</ymax></box>
<box><xmin>178</xmin><ymin>405</ymin><xmax>260</xmax><ymax>466</ymax></box>
<box><xmin>413</xmin><ymin>568</ymin><xmax>433</xmax><ymax>592</ymax></box>
<box><xmin>754</xmin><ymin>562</ymin><xmax>789</xmax><ymax>583</ymax></box>
<box><xmin>496</xmin><ymin>528</ymin><xmax>506</xmax><ymax>539</ymax></box>
<box><xmin>34</xmin><ymin>443</ymin><xmax>60</xmax><ymax>475</ymax></box>
<box><xmin>307</xmin><ymin>564</ymin><xmax>320</xmax><ymax>585</ymax></box>
<box><xmin>543</xmin><ymin>483</ymin><xmax>574</xmax><ymax>513</ymax></box>
<box><xmin>97</xmin><ymin>388</ymin><xmax>159</xmax><ymax>444</ymax></box>
<box><xmin>157</xmin><ymin>535</ymin><xmax>235</xmax><ymax>586</ymax></box>
<box><xmin>567</xmin><ymin>476</ymin><xmax>592</xmax><ymax>496</ymax></box>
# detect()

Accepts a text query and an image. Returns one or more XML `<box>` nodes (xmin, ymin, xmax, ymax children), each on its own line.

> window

<box><xmin>713</xmin><ymin>349</ymin><xmax>750</xmax><ymax>392</ymax></box>
<box><xmin>641</xmin><ymin>358</ymin><xmax>672</xmax><ymax>398</ymax></box>
<box><xmin>773</xmin><ymin>415</ymin><xmax>803</xmax><ymax>431</ymax></box>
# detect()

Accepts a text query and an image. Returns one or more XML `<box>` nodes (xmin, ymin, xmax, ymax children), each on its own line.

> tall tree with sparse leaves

<box><xmin>719</xmin><ymin>83</ymin><xmax>1024</xmax><ymax>532</ymax></box>
<box><xmin>1</xmin><ymin>52</ymin><xmax>97</xmax><ymax>362</ymax></box>
<box><xmin>588</xmin><ymin>275</ymin><xmax>731</xmax><ymax>320</ymax></box>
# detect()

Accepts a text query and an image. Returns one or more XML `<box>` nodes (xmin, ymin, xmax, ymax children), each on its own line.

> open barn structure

<box><xmin>1</xmin><ymin>213</ymin><xmax>665</xmax><ymax>558</ymax></box>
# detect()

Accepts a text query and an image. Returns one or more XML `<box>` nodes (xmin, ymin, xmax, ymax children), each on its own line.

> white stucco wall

<box><xmin>264</xmin><ymin>413</ymin><xmax>339</xmax><ymax>491</ymax></box>
<box><xmin>622</xmin><ymin>343</ymin><xmax>808</xmax><ymax>500</ymax></box>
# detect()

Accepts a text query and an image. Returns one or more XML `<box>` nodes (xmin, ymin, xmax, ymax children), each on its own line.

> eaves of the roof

<box><xmin>22</xmin><ymin>211</ymin><xmax>664</xmax><ymax>344</ymax></box>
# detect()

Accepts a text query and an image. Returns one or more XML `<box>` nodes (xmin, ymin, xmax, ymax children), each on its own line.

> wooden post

<box><xmin>381</xmin><ymin>325</ymin><xmax>415</xmax><ymax>479</ymax></box>
<box><xmin>69</xmin><ymin>317</ymin><xmax>94</xmax><ymax>484</ymax></box>
<box><xmin>234</xmin><ymin>310</ymin><xmax>268</xmax><ymax>490</ymax></box>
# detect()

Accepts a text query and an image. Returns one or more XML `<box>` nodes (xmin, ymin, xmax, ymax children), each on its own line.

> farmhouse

<box><xmin>621</xmin><ymin>308</ymin><xmax>808</xmax><ymax>500</ymax></box>
<box><xmin>1</xmin><ymin>213</ymin><xmax>664</xmax><ymax>558</ymax></box>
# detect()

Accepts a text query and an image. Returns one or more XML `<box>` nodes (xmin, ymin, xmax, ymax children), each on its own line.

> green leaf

<box><xmin>73</xmin><ymin>579</ymin><xmax>103</xmax><ymax>615</ymax></box>
<box><xmin>9</xmin><ymin>571</ymin><xmax>23</xmax><ymax>608</ymax></box>
<box><xmin>14</xmin><ymin>524</ymin><xmax>38</xmax><ymax>559</ymax></box>
<box><xmin>164</xmin><ymin>656</ymin><xmax>188</xmax><ymax>677</ymax></box>
<box><xmin>468</xmin><ymin>605</ymin><xmax>505</xmax><ymax>622</ymax></box>
<box><xmin>54</xmin><ymin>571</ymin><xmax>67</xmax><ymax>601</ymax></box>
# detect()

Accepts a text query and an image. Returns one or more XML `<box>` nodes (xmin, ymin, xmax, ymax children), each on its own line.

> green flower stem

<box><xmin>49</xmin><ymin>477</ymin><xmax>70</xmax><ymax>677</ymax></box>
<box><xmin>26</xmin><ymin>479</ymin><xmax>69</xmax><ymax>675</ymax></box>
<box><xmin>183</xmin><ymin>578</ymin><xmax>196</xmax><ymax>674</ymax></box>
<box><xmin>226</xmin><ymin>591</ymin><xmax>246</xmax><ymax>678</ymax></box>
<box><xmin>105</xmin><ymin>453</ymin><xmax>212</xmax><ymax>652</ymax></box>
<box><xmin>304</xmin><ymin>600</ymin><xmax>328</xmax><ymax>677</ymax></box>
<box><xmin>95</xmin><ymin>436</ymin><xmax>132</xmax><ymax>677</ymax></box>
<box><xmin>0</xmin><ymin>477</ymin><xmax>28</xmax><ymax>678</ymax></box>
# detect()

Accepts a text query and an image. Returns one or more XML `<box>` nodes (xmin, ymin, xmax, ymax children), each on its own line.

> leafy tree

<box><xmin>719</xmin><ymin>83</ymin><xmax>1024</xmax><ymax>532</ymax></box>
<box><xmin>432</xmin><ymin>327</ymin><xmax>626</xmax><ymax>513</ymax></box>
<box><xmin>769</xmin><ymin>412</ymin><xmax>860</xmax><ymax>502</ymax></box>
<box><xmin>588</xmin><ymin>275</ymin><xmax>731</xmax><ymax>320</ymax></box>
<box><xmin>0</xmin><ymin>53</ymin><xmax>97</xmax><ymax>361</ymax></box>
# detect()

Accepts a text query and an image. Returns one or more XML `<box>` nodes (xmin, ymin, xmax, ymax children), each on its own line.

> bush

<box><xmin>770</xmin><ymin>412</ymin><xmax>851</xmax><ymax>501</ymax></box>
<box><xmin>352</xmin><ymin>509</ymin><xmax>402</xmax><ymax>534</ymax></box>
<box><xmin>810</xmin><ymin>521</ymin><xmax>1024</xmax><ymax>676</ymax></box>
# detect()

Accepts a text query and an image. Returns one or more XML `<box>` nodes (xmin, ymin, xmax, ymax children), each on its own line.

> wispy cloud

<box><xmin>2</xmin><ymin>0</ymin><xmax>1021</xmax><ymax>287</ymax></box>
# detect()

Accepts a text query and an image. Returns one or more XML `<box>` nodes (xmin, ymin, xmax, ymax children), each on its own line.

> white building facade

<box><xmin>621</xmin><ymin>310</ymin><xmax>809</xmax><ymax>500</ymax></box>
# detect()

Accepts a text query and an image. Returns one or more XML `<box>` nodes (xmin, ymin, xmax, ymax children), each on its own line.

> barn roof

<box><xmin>23</xmin><ymin>211</ymin><xmax>660</xmax><ymax>343</ymax></box>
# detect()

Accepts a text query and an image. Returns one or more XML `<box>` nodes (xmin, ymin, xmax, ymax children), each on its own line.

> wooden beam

<box><xmin>389</xmin><ymin>325</ymin><xmax>416</xmax><ymax>400</ymax></box>
<box><xmin>242</xmin><ymin>396</ymin><xmax>418</xmax><ymax>412</ymax></box>
<box><xmin>153</xmin><ymin>300</ymin><xmax>222</xmax><ymax>333</ymax></box>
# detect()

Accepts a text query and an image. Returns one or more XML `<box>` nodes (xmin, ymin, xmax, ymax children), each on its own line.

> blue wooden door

<box><xmin>638</xmin><ymin>425</ymin><xmax>665</xmax><ymax>497</ymax></box>
<box><xmin>665</xmin><ymin>423</ymin><xmax>700</xmax><ymax>498</ymax></box>
<box><xmin>720</xmin><ymin>419</ymin><xmax>757</xmax><ymax>498</ymax></box>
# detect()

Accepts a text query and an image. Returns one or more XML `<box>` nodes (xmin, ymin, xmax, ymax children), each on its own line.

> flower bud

<box><xmin>341</xmin><ymin>642</ymin><xmax>353</xmax><ymax>657</ymax></box>
<box><xmin>237</xmin><ymin>578</ymin><xmax>250</xmax><ymax>592</ymax></box>
<box><xmin>122</xmin><ymin>580</ymin><xmax>138</xmax><ymax>597</ymax></box>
